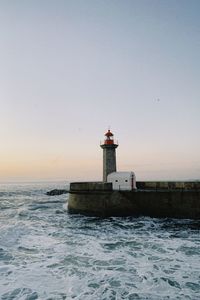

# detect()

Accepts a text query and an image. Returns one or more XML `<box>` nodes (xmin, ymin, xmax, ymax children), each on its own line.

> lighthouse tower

<box><xmin>100</xmin><ymin>129</ymin><xmax>118</xmax><ymax>182</ymax></box>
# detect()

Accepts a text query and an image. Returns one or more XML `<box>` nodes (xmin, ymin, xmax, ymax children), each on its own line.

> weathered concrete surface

<box><xmin>68</xmin><ymin>190</ymin><xmax>200</xmax><ymax>218</ymax></box>
<box><xmin>68</xmin><ymin>182</ymin><xmax>200</xmax><ymax>219</ymax></box>
<box><xmin>70</xmin><ymin>182</ymin><xmax>112</xmax><ymax>192</ymax></box>
<box><xmin>137</xmin><ymin>181</ymin><xmax>200</xmax><ymax>190</ymax></box>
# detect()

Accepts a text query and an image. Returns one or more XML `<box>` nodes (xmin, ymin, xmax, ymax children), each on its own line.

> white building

<box><xmin>107</xmin><ymin>171</ymin><xmax>136</xmax><ymax>191</ymax></box>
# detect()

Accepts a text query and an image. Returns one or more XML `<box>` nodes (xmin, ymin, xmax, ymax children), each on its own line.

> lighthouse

<box><xmin>100</xmin><ymin>129</ymin><xmax>118</xmax><ymax>182</ymax></box>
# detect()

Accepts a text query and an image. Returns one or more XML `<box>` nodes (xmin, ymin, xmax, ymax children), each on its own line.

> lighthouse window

<box><xmin>115</xmin><ymin>180</ymin><xmax>118</xmax><ymax>182</ymax></box>
<box><xmin>125</xmin><ymin>180</ymin><xmax>128</xmax><ymax>182</ymax></box>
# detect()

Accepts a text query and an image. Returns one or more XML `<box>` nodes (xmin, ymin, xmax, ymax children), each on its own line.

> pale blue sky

<box><xmin>0</xmin><ymin>0</ymin><xmax>200</xmax><ymax>182</ymax></box>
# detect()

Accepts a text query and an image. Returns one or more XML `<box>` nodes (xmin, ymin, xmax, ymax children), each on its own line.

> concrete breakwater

<box><xmin>68</xmin><ymin>182</ymin><xmax>200</xmax><ymax>219</ymax></box>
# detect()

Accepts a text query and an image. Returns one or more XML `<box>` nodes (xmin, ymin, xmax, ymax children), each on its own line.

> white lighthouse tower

<box><xmin>100</xmin><ymin>129</ymin><xmax>118</xmax><ymax>182</ymax></box>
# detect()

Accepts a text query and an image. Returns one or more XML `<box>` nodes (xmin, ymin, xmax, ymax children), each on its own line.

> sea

<box><xmin>0</xmin><ymin>182</ymin><xmax>200</xmax><ymax>300</ymax></box>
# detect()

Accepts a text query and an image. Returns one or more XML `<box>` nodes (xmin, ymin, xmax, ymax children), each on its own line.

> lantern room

<box><xmin>104</xmin><ymin>129</ymin><xmax>115</xmax><ymax>145</ymax></box>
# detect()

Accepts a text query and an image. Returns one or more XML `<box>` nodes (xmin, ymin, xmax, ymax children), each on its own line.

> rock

<box><xmin>46</xmin><ymin>189</ymin><xmax>69</xmax><ymax>196</ymax></box>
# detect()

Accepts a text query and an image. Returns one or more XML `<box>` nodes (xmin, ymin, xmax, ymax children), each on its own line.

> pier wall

<box><xmin>68</xmin><ymin>181</ymin><xmax>200</xmax><ymax>219</ymax></box>
<box><xmin>136</xmin><ymin>181</ymin><xmax>200</xmax><ymax>190</ymax></box>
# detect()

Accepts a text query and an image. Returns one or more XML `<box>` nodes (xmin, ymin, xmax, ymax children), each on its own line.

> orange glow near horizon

<box><xmin>1</xmin><ymin>146</ymin><xmax>199</xmax><ymax>182</ymax></box>
<box><xmin>0</xmin><ymin>151</ymin><xmax>102</xmax><ymax>182</ymax></box>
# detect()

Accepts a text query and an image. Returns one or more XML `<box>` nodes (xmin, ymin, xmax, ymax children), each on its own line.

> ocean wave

<box><xmin>0</xmin><ymin>183</ymin><xmax>200</xmax><ymax>299</ymax></box>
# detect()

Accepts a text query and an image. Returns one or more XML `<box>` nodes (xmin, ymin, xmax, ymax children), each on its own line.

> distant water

<box><xmin>0</xmin><ymin>182</ymin><xmax>200</xmax><ymax>300</ymax></box>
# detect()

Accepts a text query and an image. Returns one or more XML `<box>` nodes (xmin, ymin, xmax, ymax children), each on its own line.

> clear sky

<box><xmin>0</xmin><ymin>0</ymin><xmax>200</xmax><ymax>182</ymax></box>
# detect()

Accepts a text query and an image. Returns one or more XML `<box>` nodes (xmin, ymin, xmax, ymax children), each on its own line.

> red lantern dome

<box><xmin>104</xmin><ymin>129</ymin><xmax>114</xmax><ymax>145</ymax></box>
